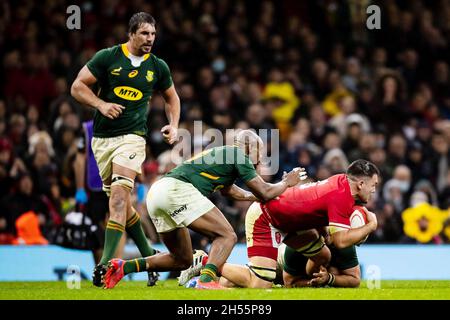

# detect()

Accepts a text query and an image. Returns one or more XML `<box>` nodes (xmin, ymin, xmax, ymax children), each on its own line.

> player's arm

<box><xmin>329</xmin><ymin>210</ymin><xmax>377</xmax><ymax>249</ymax></box>
<box><xmin>332</xmin><ymin>265</ymin><xmax>360</xmax><ymax>288</ymax></box>
<box><xmin>244</xmin><ymin>168</ymin><xmax>307</xmax><ymax>202</ymax></box>
<box><xmin>73</xmin><ymin>136</ymin><xmax>88</xmax><ymax>205</ymax></box>
<box><xmin>74</xmin><ymin>148</ymin><xmax>86</xmax><ymax>191</ymax></box>
<box><xmin>283</xmin><ymin>272</ymin><xmax>311</xmax><ymax>288</ymax></box>
<box><xmin>220</xmin><ymin>184</ymin><xmax>258</xmax><ymax>201</ymax></box>
<box><xmin>160</xmin><ymin>84</ymin><xmax>180</xmax><ymax>145</ymax></box>
<box><xmin>71</xmin><ymin>66</ymin><xmax>124</xmax><ymax>119</ymax></box>
<box><xmin>310</xmin><ymin>265</ymin><xmax>360</xmax><ymax>288</ymax></box>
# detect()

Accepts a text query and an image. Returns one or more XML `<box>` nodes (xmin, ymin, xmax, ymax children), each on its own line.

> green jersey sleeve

<box><xmin>86</xmin><ymin>48</ymin><xmax>111</xmax><ymax>81</ymax></box>
<box><xmin>283</xmin><ymin>245</ymin><xmax>308</xmax><ymax>276</ymax></box>
<box><xmin>154</xmin><ymin>57</ymin><xmax>173</xmax><ymax>92</ymax></box>
<box><xmin>234</xmin><ymin>147</ymin><xmax>258</xmax><ymax>182</ymax></box>
<box><xmin>330</xmin><ymin>245</ymin><xmax>359</xmax><ymax>270</ymax></box>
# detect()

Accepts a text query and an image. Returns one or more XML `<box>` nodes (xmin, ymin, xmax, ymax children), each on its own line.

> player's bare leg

<box><xmin>92</xmin><ymin>164</ymin><xmax>135</xmax><ymax>287</ymax></box>
<box><xmin>104</xmin><ymin>227</ymin><xmax>193</xmax><ymax>289</ymax></box>
<box><xmin>283</xmin><ymin>271</ymin><xmax>311</xmax><ymax>288</ymax></box>
<box><xmin>220</xmin><ymin>256</ymin><xmax>275</xmax><ymax>288</ymax></box>
<box><xmin>124</xmin><ymin>195</ymin><xmax>159</xmax><ymax>286</ymax></box>
<box><xmin>147</xmin><ymin>227</ymin><xmax>193</xmax><ymax>271</ymax></box>
<box><xmin>188</xmin><ymin>207</ymin><xmax>237</xmax><ymax>286</ymax></box>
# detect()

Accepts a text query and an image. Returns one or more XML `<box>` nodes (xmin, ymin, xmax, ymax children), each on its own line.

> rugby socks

<box><xmin>123</xmin><ymin>258</ymin><xmax>147</xmax><ymax>275</ymax></box>
<box><xmin>126</xmin><ymin>211</ymin><xmax>156</xmax><ymax>257</ymax></box>
<box><xmin>199</xmin><ymin>263</ymin><xmax>218</xmax><ymax>283</ymax></box>
<box><xmin>100</xmin><ymin>220</ymin><xmax>125</xmax><ymax>265</ymax></box>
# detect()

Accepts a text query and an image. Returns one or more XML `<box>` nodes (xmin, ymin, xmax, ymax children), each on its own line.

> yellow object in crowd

<box><xmin>322</xmin><ymin>88</ymin><xmax>353</xmax><ymax>117</ymax></box>
<box><xmin>402</xmin><ymin>203</ymin><xmax>449</xmax><ymax>243</ymax></box>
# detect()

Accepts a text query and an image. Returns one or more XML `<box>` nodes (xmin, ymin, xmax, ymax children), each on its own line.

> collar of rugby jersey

<box><xmin>121</xmin><ymin>43</ymin><xmax>150</xmax><ymax>67</ymax></box>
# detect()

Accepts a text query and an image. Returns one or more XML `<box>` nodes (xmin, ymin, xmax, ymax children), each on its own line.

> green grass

<box><xmin>1</xmin><ymin>280</ymin><xmax>450</xmax><ymax>300</ymax></box>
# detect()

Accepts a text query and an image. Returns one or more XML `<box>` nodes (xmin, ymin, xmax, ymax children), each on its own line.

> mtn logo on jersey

<box><xmin>113</xmin><ymin>86</ymin><xmax>143</xmax><ymax>101</ymax></box>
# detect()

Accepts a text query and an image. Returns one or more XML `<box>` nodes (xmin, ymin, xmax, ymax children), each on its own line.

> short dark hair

<box><xmin>128</xmin><ymin>12</ymin><xmax>156</xmax><ymax>34</ymax></box>
<box><xmin>346</xmin><ymin>159</ymin><xmax>380</xmax><ymax>178</ymax></box>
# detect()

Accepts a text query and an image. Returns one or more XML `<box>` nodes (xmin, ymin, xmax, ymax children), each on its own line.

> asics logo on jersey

<box><xmin>128</xmin><ymin>70</ymin><xmax>138</xmax><ymax>78</ymax></box>
<box><xmin>113</xmin><ymin>86</ymin><xmax>143</xmax><ymax>101</ymax></box>
<box><xmin>111</xmin><ymin>67</ymin><xmax>122</xmax><ymax>75</ymax></box>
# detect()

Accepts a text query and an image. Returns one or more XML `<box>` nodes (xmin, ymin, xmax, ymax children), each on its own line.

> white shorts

<box><xmin>91</xmin><ymin>134</ymin><xmax>146</xmax><ymax>184</ymax></box>
<box><xmin>146</xmin><ymin>177</ymin><xmax>216</xmax><ymax>233</ymax></box>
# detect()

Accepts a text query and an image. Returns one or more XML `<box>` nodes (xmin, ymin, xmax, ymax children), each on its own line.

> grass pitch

<box><xmin>0</xmin><ymin>280</ymin><xmax>449</xmax><ymax>300</ymax></box>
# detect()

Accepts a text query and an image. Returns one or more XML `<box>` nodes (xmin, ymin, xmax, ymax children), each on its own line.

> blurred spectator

<box><xmin>0</xmin><ymin>172</ymin><xmax>50</xmax><ymax>240</ymax></box>
<box><xmin>322</xmin><ymin>148</ymin><xmax>348</xmax><ymax>175</ymax></box>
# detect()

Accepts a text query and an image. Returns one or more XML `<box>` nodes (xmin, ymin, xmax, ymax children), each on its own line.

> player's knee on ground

<box><xmin>282</xmin><ymin>272</ymin><xmax>309</xmax><ymax>288</ymax></box>
<box><xmin>247</xmin><ymin>262</ymin><xmax>276</xmax><ymax>288</ymax></box>
<box><xmin>219</xmin><ymin>277</ymin><xmax>237</xmax><ymax>288</ymax></box>
<box><xmin>282</xmin><ymin>272</ymin><xmax>297</xmax><ymax>288</ymax></box>
<box><xmin>350</xmin><ymin>278</ymin><xmax>361</xmax><ymax>288</ymax></box>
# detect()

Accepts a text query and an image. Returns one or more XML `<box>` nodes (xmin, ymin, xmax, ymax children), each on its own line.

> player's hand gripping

<box><xmin>161</xmin><ymin>125</ymin><xmax>178</xmax><ymax>145</ymax></box>
<box><xmin>97</xmin><ymin>101</ymin><xmax>125</xmax><ymax>119</ymax></box>
<box><xmin>363</xmin><ymin>207</ymin><xmax>378</xmax><ymax>232</ymax></box>
<box><xmin>309</xmin><ymin>266</ymin><xmax>330</xmax><ymax>287</ymax></box>
<box><xmin>282</xmin><ymin>167</ymin><xmax>307</xmax><ymax>187</ymax></box>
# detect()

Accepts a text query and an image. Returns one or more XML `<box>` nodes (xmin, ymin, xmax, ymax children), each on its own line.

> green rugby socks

<box><xmin>199</xmin><ymin>263</ymin><xmax>219</xmax><ymax>283</ymax></box>
<box><xmin>100</xmin><ymin>220</ymin><xmax>125</xmax><ymax>265</ymax></box>
<box><xmin>123</xmin><ymin>258</ymin><xmax>147</xmax><ymax>275</ymax></box>
<box><xmin>126</xmin><ymin>211</ymin><xmax>156</xmax><ymax>257</ymax></box>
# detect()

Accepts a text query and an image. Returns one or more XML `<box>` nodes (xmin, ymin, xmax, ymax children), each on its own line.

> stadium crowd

<box><xmin>0</xmin><ymin>0</ymin><xmax>449</xmax><ymax>247</ymax></box>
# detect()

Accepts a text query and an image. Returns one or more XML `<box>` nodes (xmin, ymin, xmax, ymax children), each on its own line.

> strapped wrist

<box><xmin>327</xmin><ymin>272</ymin><xmax>336</xmax><ymax>287</ymax></box>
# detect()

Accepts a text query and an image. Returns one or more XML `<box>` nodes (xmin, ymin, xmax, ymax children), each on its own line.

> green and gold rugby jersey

<box><xmin>283</xmin><ymin>245</ymin><xmax>359</xmax><ymax>276</ymax></box>
<box><xmin>86</xmin><ymin>44</ymin><xmax>173</xmax><ymax>138</ymax></box>
<box><xmin>165</xmin><ymin>145</ymin><xmax>258</xmax><ymax>197</ymax></box>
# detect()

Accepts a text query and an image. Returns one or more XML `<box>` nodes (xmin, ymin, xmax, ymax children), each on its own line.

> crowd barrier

<box><xmin>1</xmin><ymin>244</ymin><xmax>450</xmax><ymax>281</ymax></box>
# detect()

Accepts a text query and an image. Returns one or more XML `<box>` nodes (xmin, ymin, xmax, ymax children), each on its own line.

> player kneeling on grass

<box><xmin>279</xmin><ymin>242</ymin><xmax>361</xmax><ymax>288</ymax></box>
<box><xmin>103</xmin><ymin>130</ymin><xmax>306</xmax><ymax>289</ymax></box>
<box><xmin>280</xmin><ymin>205</ymin><xmax>367</xmax><ymax>288</ymax></box>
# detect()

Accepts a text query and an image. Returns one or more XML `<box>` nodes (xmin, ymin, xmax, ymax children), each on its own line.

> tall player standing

<box><xmin>71</xmin><ymin>12</ymin><xmax>180</xmax><ymax>287</ymax></box>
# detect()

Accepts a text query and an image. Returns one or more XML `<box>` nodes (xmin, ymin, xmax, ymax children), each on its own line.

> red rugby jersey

<box><xmin>261</xmin><ymin>174</ymin><xmax>355</xmax><ymax>232</ymax></box>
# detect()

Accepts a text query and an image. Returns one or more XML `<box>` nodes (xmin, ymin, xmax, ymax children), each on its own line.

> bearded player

<box><xmin>71</xmin><ymin>12</ymin><xmax>180</xmax><ymax>287</ymax></box>
<box><xmin>180</xmin><ymin>159</ymin><xmax>378</xmax><ymax>288</ymax></box>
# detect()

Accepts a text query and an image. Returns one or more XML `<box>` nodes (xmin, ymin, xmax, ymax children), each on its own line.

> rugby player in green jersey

<box><xmin>103</xmin><ymin>130</ymin><xmax>308</xmax><ymax>289</ymax></box>
<box><xmin>71</xmin><ymin>12</ymin><xmax>180</xmax><ymax>287</ymax></box>
<box><xmin>279</xmin><ymin>242</ymin><xmax>361</xmax><ymax>288</ymax></box>
<box><xmin>215</xmin><ymin>242</ymin><xmax>361</xmax><ymax>289</ymax></box>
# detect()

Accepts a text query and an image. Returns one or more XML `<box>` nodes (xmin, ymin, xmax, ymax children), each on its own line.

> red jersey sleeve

<box><xmin>328</xmin><ymin>203</ymin><xmax>351</xmax><ymax>229</ymax></box>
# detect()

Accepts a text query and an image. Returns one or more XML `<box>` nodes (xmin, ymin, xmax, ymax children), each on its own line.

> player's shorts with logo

<box><xmin>91</xmin><ymin>134</ymin><xmax>145</xmax><ymax>189</ymax></box>
<box><xmin>245</xmin><ymin>202</ymin><xmax>285</xmax><ymax>260</ymax></box>
<box><xmin>146</xmin><ymin>177</ymin><xmax>216</xmax><ymax>233</ymax></box>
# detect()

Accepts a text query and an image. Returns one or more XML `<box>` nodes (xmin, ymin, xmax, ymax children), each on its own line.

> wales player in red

<box><xmin>180</xmin><ymin>159</ymin><xmax>379</xmax><ymax>289</ymax></box>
